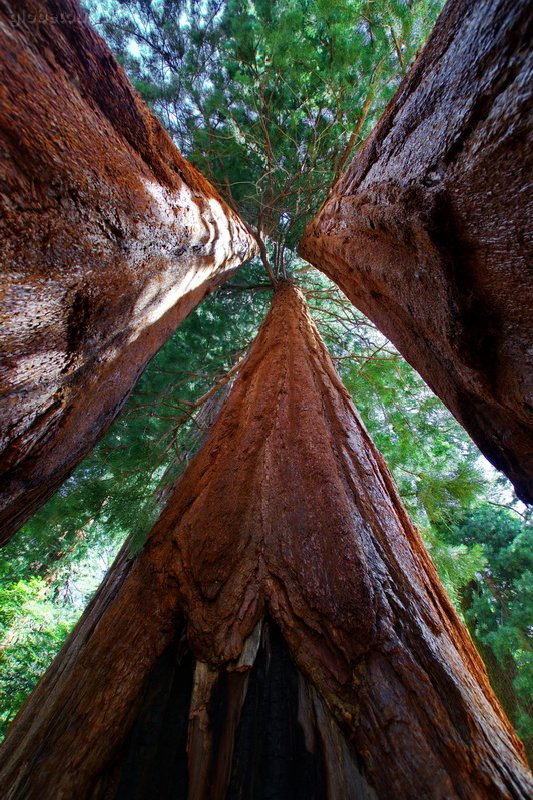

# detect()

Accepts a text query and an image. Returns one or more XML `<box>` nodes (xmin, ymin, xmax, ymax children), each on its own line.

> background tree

<box><xmin>437</xmin><ymin>503</ymin><xmax>533</xmax><ymax>758</ymax></box>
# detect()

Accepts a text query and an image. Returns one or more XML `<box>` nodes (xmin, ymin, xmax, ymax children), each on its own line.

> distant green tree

<box><xmin>437</xmin><ymin>504</ymin><xmax>533</xmax><ymax>757</ymax></box>
<box><xmin>0</xmin><ymin>579</ymin><xmax>77</xmax><ymax>737</ymax></box>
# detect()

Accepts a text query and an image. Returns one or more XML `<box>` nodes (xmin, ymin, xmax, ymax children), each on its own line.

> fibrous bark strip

<box><xmin>0</xmin><ymin>0</ymin><xmax>257</xmax><ymax>543</ymax></box>
<box><xmin>299</xmin><ymin>0</ymin><xmax>533</xmax><ymax>502</ymax></box>
<box><xmin>0</xmin><ymin>284</ymin><xmax>530</xmax><ymax>799</ymax></box>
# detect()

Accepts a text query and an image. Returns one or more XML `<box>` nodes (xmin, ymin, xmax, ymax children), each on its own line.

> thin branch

<box><xmin>486</xmin><ymin>501</ymin><xmax>527</xmax><ymax>520</ymax></box>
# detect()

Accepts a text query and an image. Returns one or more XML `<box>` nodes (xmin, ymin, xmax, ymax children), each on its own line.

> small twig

<box><xmin>486</xmin><ymin>501</ymin><xmax>527</xmax><ymax>520</ymax></box>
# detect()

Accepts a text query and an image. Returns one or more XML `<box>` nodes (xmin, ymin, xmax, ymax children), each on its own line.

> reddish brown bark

<box><xmin>299</xmin><ymin>0</ymin><xmax>533</xmax><ymax>502</ymax></box>
<box><xmin>0</xmin><ymin>284</ymin><xmax>530</xmax><ymax>798</ymax></box>
<box><xmin>0</xmin><ymin>0</ymin><xmax>256</xmax><ymax>544</ymax></box>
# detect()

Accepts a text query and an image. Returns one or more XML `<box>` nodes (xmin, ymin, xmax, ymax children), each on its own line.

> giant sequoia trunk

<box><xmin>0</xmin><ymin>0</ymin><xmax>256</xmax><ymax>544</ymax></box>
<box><xmin>1</xmin><ymin>284</ymin><xmax>530</xmax><ymax>799</ymax></box>
<box><xmin>299</xmin><ymin>0</ymin><xmax>533</xmax><ymax>502</ymax></box>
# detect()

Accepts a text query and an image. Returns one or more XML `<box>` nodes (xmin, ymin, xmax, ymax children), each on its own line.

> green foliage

<box><xmin>423</xmin><ymin>531</ymin><xmax>486</xmax><ymax>607</ymax></box>
<box><xmin>438</xmin><ymin>504</ymin><xmax>533</xmax><ymax>745</ymax></box>
<box><xmin>0</xmin><ymin>579</ymin><xmax>77</xmax><ymax>737</ymax></box>
<box><xmin>341</xmin><ymin>351</ymin><xmax>486</xmax><ymax>526</ymax></box>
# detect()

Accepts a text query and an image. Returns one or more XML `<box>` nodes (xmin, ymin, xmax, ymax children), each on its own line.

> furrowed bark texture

<box><xmin>299</xmin><ymin>0</ymin><xmax>533</xmax><ymax>502</ymax></box>
<box><xmin>1</xmin><ymin>284</ymin><xmax>531</xmax><ymax>799</ymax></box>
<box><xmin>0</xmin><ymin>0</ymin><xmax>257</xmax><ymax>543</ymax></box>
